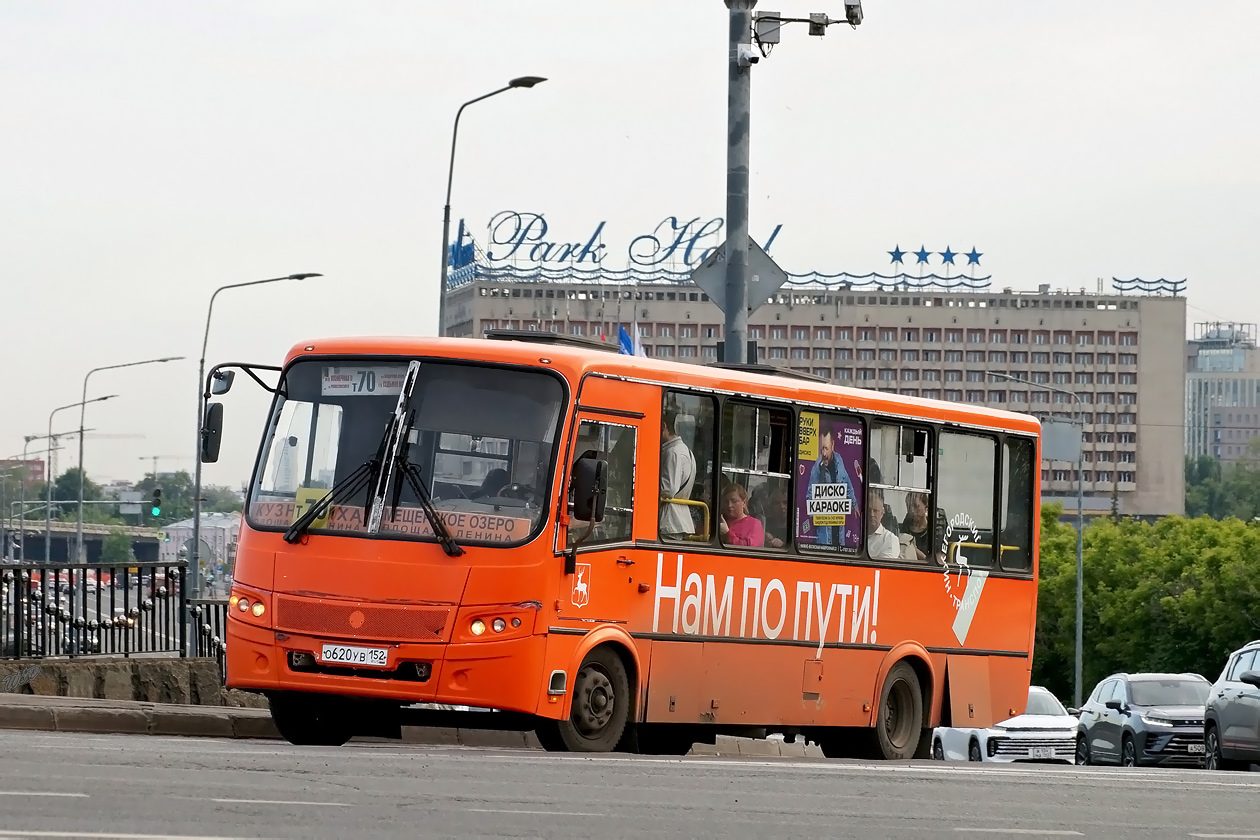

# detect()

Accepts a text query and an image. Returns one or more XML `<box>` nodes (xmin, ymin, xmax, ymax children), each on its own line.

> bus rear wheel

<box><xmin>268</xmin><ymin>693</ymin><xmax>354</xmax><ymax>747</ymax></box>
<box><xmin>874</xmin><ymin>661</ymin><xmax>924</xmax><ymax>761</ymax></box>
<box><xmin>535</xmin><ymin>647</ymin><xmax>630</xmax><ymax>752</ymax></box>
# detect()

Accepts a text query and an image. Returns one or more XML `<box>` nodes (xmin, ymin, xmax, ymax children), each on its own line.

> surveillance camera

<box><xmin>737</xmin><ymin>43</ymin><xmax>759</xmax><ymax>66</ymax></box>
<box><xmin>844</xmin><ymin>0</ymin><xmax>863</xmax><ymax>26</ymax></box>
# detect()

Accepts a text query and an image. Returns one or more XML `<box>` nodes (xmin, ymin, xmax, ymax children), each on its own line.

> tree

<box><xmin>202</xmin><ymin>485</ymin><xmax>243</xmax><ymax>514</ymax></box>
<box><xmin>1034</xmin><ymin>507</ymin><xmax>1260</xmax><ymax>703</ymax></box>
<box><xmin>100</xmin><ymin>528</ymin><xmax>135</xmax><ymax>566</ymax></box>
<box><xmin>1032</xmin><ymin>503</ymin><xmax>1079</xmax><ymax>701</ymax></box>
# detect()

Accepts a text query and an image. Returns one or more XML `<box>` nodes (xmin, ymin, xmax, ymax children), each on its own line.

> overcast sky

<box><xmin>2</xmin><ymin>1</ymin><xmax>1257</xmax><ymax>489</ymax></box>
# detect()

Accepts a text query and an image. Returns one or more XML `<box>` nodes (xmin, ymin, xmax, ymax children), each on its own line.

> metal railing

<box><xmin>1</xmin><ymin>561</ymin><xmax>186</xmax><ymax>659</ymax></box>
<box><xmin>186</xmin><ymin>598</ymin><xmax>228</xmax><ymax>682</ymax></box>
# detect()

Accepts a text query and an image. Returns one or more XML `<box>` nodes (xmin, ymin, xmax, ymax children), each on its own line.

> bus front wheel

<box><xmin>268</xmin><ymin>693</ymin><xmax>354</xmax><ymax>747</ymax></box>
<box><xmin>535</xmin><ymin>647</ymin><xmax>631</xmax><ymax>752</ymax></box>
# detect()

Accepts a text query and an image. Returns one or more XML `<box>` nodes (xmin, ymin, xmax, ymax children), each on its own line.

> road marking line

<box><xmin>467</xmin><ymin>808</ymin><xmax>604</xmax><ymax>817</ymax></box>
<box><xmin>955</xmin><ymin>831</ymin><xmax>1083</xmax><ymax>837</ymax></box>
<box><xmin>0</xmin><ymin>792</ymin><xmax>89</xmax><ymax>797</ymax></box>
<box><xmin>210</xmin><ymin>798</ymin><xmax>352</xmax><ymax>807</ymax></box>
<box><xmin>0</xmin><ymin>832</ymin><xmax>269</xmax><ymax>840</ymax></box>
<box><xmin>1190</xmin><ymin>835</ymin><xmax>1260</xmax><ymax>839</ymax></box>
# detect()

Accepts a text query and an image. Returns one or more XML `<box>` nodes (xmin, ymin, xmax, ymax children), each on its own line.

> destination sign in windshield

<box><xmin>320</xmin><ymin>365</ymin><xmax>408</xmax><ymax>397</ymax></box>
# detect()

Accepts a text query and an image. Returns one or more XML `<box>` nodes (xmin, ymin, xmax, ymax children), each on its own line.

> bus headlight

<box><xmin>251</xmin><ymin>602</ymin><xmax>265</xmax><ymax>617</ymax></box>
<box><xmin>470</xmin><ymin>619</ymin><xmax>486</xmax><ymax>636</ymax></box>
<box><xmin>492</xmin><ymin>618</ymin><xmax>506</xmax><ymax>633</ymax></box>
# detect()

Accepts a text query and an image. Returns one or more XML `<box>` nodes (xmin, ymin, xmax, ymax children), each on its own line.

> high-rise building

<box><xmin>1185</xmin><ymin>322</ymin><xmax>1260</xmax><ymax>464</ymax></box>
<box><xmin>445</xmin><ymin>266</ymin><xmax>1186</xmax><ymax>519</ymax></box>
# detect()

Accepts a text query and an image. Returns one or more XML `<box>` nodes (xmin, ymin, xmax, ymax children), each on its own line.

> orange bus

<box><xmin>204</xmin><ymin>329</ymin><xmax>1041</xmax><ymax>758</ymax></box>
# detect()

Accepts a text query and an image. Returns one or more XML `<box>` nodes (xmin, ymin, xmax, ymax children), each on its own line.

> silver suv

<box><xmin>1205</xmin><ymin>640</ymin><xmax>1260</xmax><ymax>771</ymax></box>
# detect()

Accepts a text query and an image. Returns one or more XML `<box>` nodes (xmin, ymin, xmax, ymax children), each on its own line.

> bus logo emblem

<box><xmin>572</xmin><ymin>564</ymin><xmax>591</xmax><ymax>608</ymax></box>
<box><xmin>940</xmin><ymin>512</ymin><xmax>987</xmax><ymax>646</ymax></box>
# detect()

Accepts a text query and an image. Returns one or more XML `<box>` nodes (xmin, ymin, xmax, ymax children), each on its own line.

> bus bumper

<box><xmin>224</xmin><ymin>615</ymin><xmax>547</xmax><ymax>713</ymax></box>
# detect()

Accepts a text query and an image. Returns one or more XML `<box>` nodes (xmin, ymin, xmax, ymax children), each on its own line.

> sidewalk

<box><xmin>0</xmin><ymin>693</ymin><xmax>824</xmax><ymax>756</ymax></box>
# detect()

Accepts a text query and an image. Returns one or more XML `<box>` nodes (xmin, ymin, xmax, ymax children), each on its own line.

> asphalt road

<box><xmin>0</xmin><ymin>731</ymin><xmax>1258</xmax><ymax>839</ymax></box>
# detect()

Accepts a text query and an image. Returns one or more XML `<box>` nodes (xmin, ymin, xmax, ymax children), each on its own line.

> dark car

<box><xmin>1204</xmin><ymin>639</ymin><xmax>1260</xmax><ymax>771</ymax></box>
<box><xmin>1075</xmin><ymin>672</ymin><xmax>1210</xmax><ymax>767</ymax></box>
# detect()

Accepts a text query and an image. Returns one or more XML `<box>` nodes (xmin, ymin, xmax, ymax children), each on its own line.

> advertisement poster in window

<box><xmin>796</xmin><ymin>411</ymin><xmax>864</xmax><ymax>554</ymax></box>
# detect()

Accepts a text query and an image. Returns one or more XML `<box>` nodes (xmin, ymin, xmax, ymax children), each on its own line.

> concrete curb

<box><xmin>0</xmin><ymin>694</ymin><xmax>822</xmax><ymax>756</ymax></box>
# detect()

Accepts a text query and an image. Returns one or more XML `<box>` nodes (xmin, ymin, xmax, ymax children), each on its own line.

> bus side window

<box><xmin>719</xmin><ymin>401</ymin><xmax>792</xmax><ymax>550</ymax></box>
<box><xmin>869</xmin><ymin>423</ymin><xmax>935</xmax><ymax>563</ymax></box>
<box><xmin>568</xmin><ymin>420</ymin><xmax>635</xmax><ymax>547</ymax></box>
<box><xmin>937</xmin><ymin>431</ymin><xmax>997</xmax><ymax>569</ymax></box>
<box><xmin>661</xmin><ymin>391</ymin><xmax>717</xmax><ymax>543</ymax></box>
<box><xmin>1000</xmin><ymin>437</ymin><xmax>1035</xmax><ymax>572</ymax></box>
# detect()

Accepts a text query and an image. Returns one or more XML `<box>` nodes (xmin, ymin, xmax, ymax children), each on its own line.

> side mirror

<box><xmin>571</xmin><ymin>456</ymin><xmax>607</xmax><ymax>523</ymax></box>
<box><xmin>1067</xmin><ymin>707</ymin><xmax>1080</xmax><ymax>717</ymax></box>
<box><xmin>200</xmin><ymin>402</ymin><xmax>224</xmax><ymax>463</ymax></box>
<box><xmin>1104</xmin><ymin>700</ymin><xmax>1124</xmax><ymax>712</ymax></box>
<box><xmin>1240</xmin><ymin>671</ymin><xmax>1260</xmax><ymax>688</ymax></box>
<box><xmin>210</xmin><ymin>370</ymin><xmax>235</xmax><ymax>395</ymax></box>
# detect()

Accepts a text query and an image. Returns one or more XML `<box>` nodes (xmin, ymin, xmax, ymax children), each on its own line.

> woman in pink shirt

<box><xmin>719</xmin><ymin>484</ymin><xmax>764</xmax><ymax>548</ymax></box>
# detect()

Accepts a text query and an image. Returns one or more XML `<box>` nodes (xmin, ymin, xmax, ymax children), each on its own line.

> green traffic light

<box><xmin>151</xmin><ymin>506</ymin><xmax>161</xmax><ymax>516</ymax></box>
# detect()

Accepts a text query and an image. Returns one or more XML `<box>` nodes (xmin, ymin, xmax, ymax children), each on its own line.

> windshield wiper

<box><xmin>388</xmin><ymin>408</ymin><xmax>464</xmax><ymax>557</ymax></box>
<box><xmin>283</xmin><ymin>408</ymin><xmax>397</xmax><ymax>544</ymax></box>
<box><xmin>282</xmin><ymin>457</ymin><xmax>378</xmax><ymax>544</ymax></box>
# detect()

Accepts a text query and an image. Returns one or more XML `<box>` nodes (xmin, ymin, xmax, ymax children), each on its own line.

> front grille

<box><xmin>1146</xmin><ymin>733</ymin><xmax>1205</xmax><ymax>758</ymax></box>
<box><xmin>991</xmin><ymin>738</ymin><xmax>1075</xmax><ymax>758</ymax></box>
<box><xmin>275</xmin><ymin>597</ymin><xmax>451</xmax><ymax>642</ymax></box>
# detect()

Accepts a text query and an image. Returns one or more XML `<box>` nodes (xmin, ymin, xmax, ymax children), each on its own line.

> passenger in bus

<box><xmin>900</xmin><ymin>491</ymin><xmax>933</xmax><ymax>562</ymax></box>
<box><xmin>718</xmin><ymin>483</ymin><xmax>764</xmax><ymax>548</ymax></box>
<box><xmin>763</xmin><ymin>485</ymin><xmax>790</xmax><ymax>549</ymax></box>
<box><xmin>659</xmin><ymin>409</ymin><xmax>697</xmax><ymax>540</ymax></box>
<box><xmin>866</xmin><ymin>491</ymin><xmax>901</xmax><ymax>560</ymax></box>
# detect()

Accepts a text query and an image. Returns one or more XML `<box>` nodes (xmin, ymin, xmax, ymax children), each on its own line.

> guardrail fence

<box><xmin>186</xmin><ymin>597</ymin><xmax>228</xmax><ymax>682</ymax></box>
<box><xmin>2</xmin><ymin>562</ymin><xmax>187</xmax><ymax>660</ymax></box>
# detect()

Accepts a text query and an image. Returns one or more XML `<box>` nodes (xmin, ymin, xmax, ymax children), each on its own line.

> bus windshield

<box><xmin>246</xmin><ymin>358</ymin><xmax>565</xmax><ymax>547</ymax></box>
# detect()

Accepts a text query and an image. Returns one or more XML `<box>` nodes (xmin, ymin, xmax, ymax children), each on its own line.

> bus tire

<box><xmin>268</xmin><ymin>693</ymin><xmax>354</xmax><ymax>747</ymax></box>
<box><xmin>873</xmin><ymin>661</ymin><xmax>924</xmax><ymax>761</ymax></box>
<box><xmin>534</xmin><ymin>646</ymin><xmax>630</xmax><ymax>753</ymax></box>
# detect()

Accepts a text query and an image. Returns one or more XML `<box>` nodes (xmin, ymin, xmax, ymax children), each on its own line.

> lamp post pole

<box><xmin>437</xmin><ymin>76</ymin><xmax>547</xmax><ymax>338</ymax></box>
<box><xmin>990</xmin><ymin>371</ymin><xmax>1085</xmax><ymax>706</ymax></box>
<box><xmin>76</xmin><ymin>357</ymin><xmax>184</xmax><ymax>562</ymax></box>
<box><xmin>46</xmin><ymin>396</ymin><xmax>117</xmax><ymax>564</ymax></box>
<box><xmin>190</xmin><ymin>274</ymin><xmax>321</xmax><ymax>635</ymax></box>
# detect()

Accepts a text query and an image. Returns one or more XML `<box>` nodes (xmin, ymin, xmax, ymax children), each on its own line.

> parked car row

<box><xmin>931</xmin><ymin>638</ymin><xmax>1260</xmax><ymax>772</ymax></box>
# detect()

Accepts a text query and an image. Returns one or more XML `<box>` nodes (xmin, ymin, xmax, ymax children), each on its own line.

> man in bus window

<box><xmin>866</xmin><ymin>490</ymin><xmax>901</xmax><ymax>560</ymax></box>
<box><xmin>660</xmin><ymin>409</ymin><xmax>697</xmax><ymax>540</ymax></box>
<box><xmin>808</xmin><ymin>426</ymin><xmax>855</xmax><ymax>546</ymax></box>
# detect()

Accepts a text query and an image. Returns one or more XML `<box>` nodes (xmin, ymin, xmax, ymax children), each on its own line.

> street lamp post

<box><xmin>191</xmin><ymin>274</ymin><xmax>321</xmax><ymax>619</ymax></box>
<box><xmin>46</xmin><ymin>396</ymin><xmax>117</xmax><ymax>564</ymax></box>
<box><xmin>76</xmin><ymin>356</ymin><xmax>185</xmax><ymax>562</ymax></box>
<box><xmin>990</xmin><ymin>371</ymin><xmax>1085</xmax><ymax>707</ymax></box>
<box><xmin>437</xmin><ymin>76</ymin><xmax>546</xmax><ymax>338</ymax></box>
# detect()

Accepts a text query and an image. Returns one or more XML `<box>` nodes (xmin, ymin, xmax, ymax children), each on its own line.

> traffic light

<box><xmin>151</xmin><ymin>487</ymin><xmax>162</xmax><ymax>517</ymax></box>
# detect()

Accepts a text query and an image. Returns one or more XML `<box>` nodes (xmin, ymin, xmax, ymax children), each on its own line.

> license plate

<box><xmin>1029</xmin><ymin>747</ymin><xmax>1054</xmax><ymax>759</ymax></box>
<box><xmin>320</xmin><ymin>643</ymin><xmax>388</xmax><ymax>667</ymax></box>
<box><xmin>1187</xmin><ymin>743</ymin><xmax>1205</xmax><ymax>754</ymax></box>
